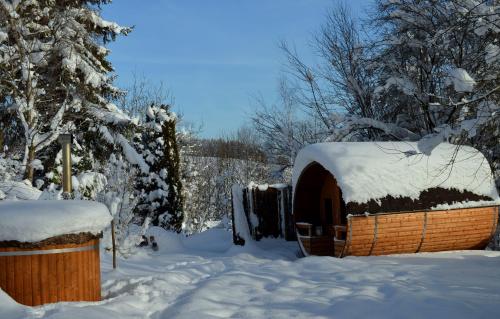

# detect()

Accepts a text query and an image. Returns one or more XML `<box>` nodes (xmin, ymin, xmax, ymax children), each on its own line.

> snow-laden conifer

<box><xmin>0</xmin><ymin>0</ymin><xmax>132</xmax><ymax>184</ymax></box>
<box><xmin>134</xmin><ymin>104</ymin><xmax>184</xmax><ymax>232</ymax></box>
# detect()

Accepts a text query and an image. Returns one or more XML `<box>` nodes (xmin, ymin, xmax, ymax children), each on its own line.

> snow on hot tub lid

<box><xmin>0</xmin><ymin>200</ymin><xmax>112</xmax><ymax>243</ymax></box>
<box><xmin>292</xmin><ymin>142</ymin><xmax>499</xmax><ymax>205</ymax></box>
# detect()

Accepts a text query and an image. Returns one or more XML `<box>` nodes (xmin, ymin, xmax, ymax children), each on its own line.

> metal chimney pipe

<box><xmin>58</xmin><ymin>134</ymin><xmax>73</xmax><ymax>195</ymax></box>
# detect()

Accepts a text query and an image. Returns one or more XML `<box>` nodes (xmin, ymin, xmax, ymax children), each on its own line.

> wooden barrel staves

<box><xmin>344</xmin><ymin>206</ymin><xmax>499</xmax><ymax>257</ymax></box>
<box><xmin>0</xmin><ymin>236</ymin><xmax>101</xmax><ymax>306</ymax></box>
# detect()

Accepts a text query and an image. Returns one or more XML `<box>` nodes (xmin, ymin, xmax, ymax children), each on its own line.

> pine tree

<box><xmin>0</xmin><ymin>0</ymin><xmax>134</xmax><ymax>184</ymax></box>
<box><xmin>135</xmin><ymin>104</ymin><xmax>184</xmax><ymax>232</ymax></box>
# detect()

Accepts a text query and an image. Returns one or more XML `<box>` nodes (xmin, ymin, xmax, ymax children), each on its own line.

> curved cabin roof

<box><xmin>293</xmin><ymin>142</ymin><xmax>499</xmax><ymax>214</ymax></box>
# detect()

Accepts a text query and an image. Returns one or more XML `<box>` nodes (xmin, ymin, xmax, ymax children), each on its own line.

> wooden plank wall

<box><xmin>300</xmin><ymin>236</ymin><xmax>332</xmax><ymax>256</ymax></box>
<box><xmin>0</xmin><ymin>239</ymin><xmax>101</xmax><ymax>306</ymax></box>
<box><xmin>235</xmin><ymin>185</ymin><xmax>295</xmax><ymax>243</ymax></box>
<box><xmin>346</xmin><ymin>206</ymin><xmax>499</xmax><ymax>256</ymax></box>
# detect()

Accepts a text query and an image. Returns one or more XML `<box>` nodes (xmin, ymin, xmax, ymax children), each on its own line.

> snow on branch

<box><xmin>326</xmin><ymin>114</ymin><xmax>420</xmax><ymax>142</ymax></box>
<box><xmin>447</xmin><ymin>68</ymin><xmax>476</xmax><ymax>93</ymax></box>
<box><xmin>115</xmin><ymin>133</ymin><xmax>149</xmax><ymax>174</ymax></box>
<box><xmin>88</xmin><ymin>106</ymin><xmax>132</xmax><ymax>125</ymax></box>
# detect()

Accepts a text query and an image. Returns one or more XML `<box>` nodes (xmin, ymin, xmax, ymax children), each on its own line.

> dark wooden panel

<box><xmin>235</xmin><ymin>185</ymin><xmax>295</xmax><ymax>242</ymax></box>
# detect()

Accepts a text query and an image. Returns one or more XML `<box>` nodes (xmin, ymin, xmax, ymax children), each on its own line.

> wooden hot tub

<box><xmin>0</xmin><ymin>234</ymin><xmax>101</xmax><ymax>306</ymax></box>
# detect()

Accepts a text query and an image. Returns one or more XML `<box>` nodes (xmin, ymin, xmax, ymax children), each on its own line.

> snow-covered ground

<box><xmin>2</xmin><ymin>226</ymin><xmax>500</xmax><ymax>319</ymax></box>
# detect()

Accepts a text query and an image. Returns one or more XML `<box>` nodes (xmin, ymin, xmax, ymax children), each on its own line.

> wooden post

<box><xmin>111</xmin><ymin>220</ymin><xmax>117</xmax><ymax>269</ymax></box>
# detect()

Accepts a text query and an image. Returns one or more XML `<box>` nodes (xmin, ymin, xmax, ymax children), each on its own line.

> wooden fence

<box><xmin>232</xmin><ymin>184</ymin><xmax>296</xmax><ymax>245</ymax></box>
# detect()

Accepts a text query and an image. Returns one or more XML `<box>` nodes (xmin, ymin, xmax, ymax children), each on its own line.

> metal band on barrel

<box><xmin>341</xmin><ymin>216</ymin><xmax>353</xmax><ymax>258</ymax></box>
<box><xmin>368</xmin><ymin>214</ymin><xmax>379</xmax><ymax>256</ymax></box>
<box><xmin>0</xmin><ymin>244</ymin><xmax>98</xmax><ymax>257</ymax></box>
<box><xmin>416</xmin><ymin>211</ymin><xmax>428</xmax><ymax>253</ymax></box>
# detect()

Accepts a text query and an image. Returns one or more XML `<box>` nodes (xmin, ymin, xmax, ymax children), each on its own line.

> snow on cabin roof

<box><xmin>0</xmin><ymin>200</ymin><xmax>112</xmax><ymax>242</ymax></box>
<box><xmin>292</xmin><ymin>142</ymin><xmax>499</xmax><ymax>205</ymax></box>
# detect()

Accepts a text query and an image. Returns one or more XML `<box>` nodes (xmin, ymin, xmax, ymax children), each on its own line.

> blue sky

<box><xmin>103</xmin><ymin>0</ymin><xmax>372</xmax><ymax>137</ymax></box>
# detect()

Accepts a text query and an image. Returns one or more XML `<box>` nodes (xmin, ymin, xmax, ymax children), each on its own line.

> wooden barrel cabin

<box><xmin>292</xmin><ymin>142</ymin><xmax>500</xmax><ymax>257</ymax></box>
<box><xmin>0</xmin><ymin>200</ymin><xmax>111</xmax><ymax>306</ymax></box>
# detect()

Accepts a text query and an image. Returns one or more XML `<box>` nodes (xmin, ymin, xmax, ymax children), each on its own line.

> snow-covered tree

<box><xmin>0</xmin><ymin>0</ymin><xmax>132</xmax><ymax>184</ymax></box>
<box><xmin>134</xmin><ymin>104</ymin><xmax>184</xmax><ymax>232</ymax></box>
<box><xmin>251</xmin><ymin>79</ymin><xmax>328</xmax><ymax>175</ymax></box>
<box><xmin>181</xmin><ymin>132</ymin><xmax>271</xmax><ymax>233</ymax></box>
<box><xmin>374</xmin><ymin>0</ymin><xmax>499</xmax><ymax>144</ymax></box>
<box><xmin>372</xmin><ymin>0</ymin><xmax>500</xmax><ymax>187</ymax></box>
<box><xmin>97</xmin><ymin>153</ymin><xmax>139</xmax><ymax>254</ymax></box>
<box><xmin>274</xmin><ymin>0</ymin><xmax>500</xmax><ymax>188</ymax></box>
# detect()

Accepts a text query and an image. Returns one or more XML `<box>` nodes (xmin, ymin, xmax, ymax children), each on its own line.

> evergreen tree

<box><xmin>135</xmin><ymin>104</ymin><xmax>184</xmax><ymax>232</ymax></box>
<box><xmin>0</xmin><ymin>0</ymin><xmax>134</xmax><ymax>184</ymax></box>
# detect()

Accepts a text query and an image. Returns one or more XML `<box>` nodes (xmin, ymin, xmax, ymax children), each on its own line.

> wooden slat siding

<box><xmin>69</xmin><ymin>250</ymin><xmax>75</xmax><ymax>301</ymax></box>
<box><xmin>23</xmin><ymin>255</ymin><xmax>33</xmax><ymax>306</ymax></box>
<box><xmin>0</xmin><ymin>239</ymin><xmax>101</xmax><ymax>306</ymax></box>
<box><xmin>84</xmin><ymin>247</ymin><xmax>90</xmax><ymax>300</ymax></box>
<box><xmin>14</xmin><ymin>256</ymin><xmax>23</xmax><ymax>302</ymax></box>
<box><xmin>345</xmin><ymin>206</ymin><xmax>498</xmax><ymax>257</ymax></box>
<box><xmin>89</xmin><ymin>239</ymin><xmax>96</xmax><ymax>300</ymax></box>
<box><xmin>348</xmin><ymin>217</ymin><xmax>375</xmax><ymax>256</ymax></box>
<box><xmin>89</xmin><ymin>241</ymin><xmax>95</xmax><ymax>300</ymax></box>
<box><xmin>83</xmin><ymin>243</ymin><xmax>90</xmax><ymax>301</ymax></box>
<box><xmin>0</xmin><ymin>255</ymin><xmax>5</xmax><ymax>295</ymax></box>
<box><xmin>61</xmin><ymin>253</ymin><xmax>67</xmax><ymax>301</ymax></box>
<box><xmin>310</xmin><ymin>237</ymin><xmax>332</xmax><ymax>256</ymax></box>
<box><xmin>72</xmin><ymin>250</ymin><xmax>79</xmax><ymax>301</ymax></box>
<box><xmin>96</xmin><ymin>240</ymin><xmax>102</xmax><ymax>300</ymax></box>
<box><xmin>76</xmin><ymin>250</ymin><xmax>83</xmax><ymax>301</ymax></box>
<box><xmin>79</xmin><ymin>249</ymin><xmax>85</xmax><ymax>301</ymax></box>
<box><xmin>39</xmin><ymin>251</ymin><xmax>47</xmax><ymax>305</ymax></box>
<box><xmin>298</xmin><ymin>236</ymin><xmax>333</xmax><ymax>256</ymax></box>
<box><xmin>46</xmin><ymin>244</ymin><xmax>57</xmax><ymax>304</ymax></box>
<box><xmin>371</xmin><ymin>213</ymin><xmax>424</xmax><ymax>256</ymax></box>
<box><xmin>69</xmin><ymin>251</ymin><xmax>76</xmax><ymax>301</ymax></box>
<box><xmin>6</xmin><ymin>249</ymin><xmax>14</xmax><ymax>301</ymax></box>
<box><xmin>31</xmin><ymin>254</ymin><xmax>41</xmax><ymax>306</ymax></box>
<box><xmin>236</xmin><ymin>185</ymin><xmax>294</xmax><ymax>243</ymax></box>
<box><xmin>56</xmin><ymin>249</ymin><xmax>64</xmax><ymax>301</ymax></box>
<box><xmin>420</xmin><ymin>207</ymin><xmax>495</xmax><ymax>252</ymax></box>
<box><xmin>7</xmin><ymin>253</ymin><xmax>14</xmax><ymax>301</ymax></box>
<box><xmin>93</xmin><ymin>242</ymin><xmax>98</xmax><ymax>300</ymax></box>
<box><xmin>492</xmin><ymin>207</ymin><xmax>499</xmax><ymax>237</ymax></box>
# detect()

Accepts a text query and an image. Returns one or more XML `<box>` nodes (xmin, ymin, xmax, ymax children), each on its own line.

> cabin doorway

<box><xmin>294</xmin><ymin>162</ymin><xmax>347</xmax><ymax>257</ymax></box>
<box><xmin>319</xmin><ymin>172</ymin><xmax>346</xmax><ymax>255</ymax></box>
<box><xmin>320</xmin><ymin>173</ymin><xmax>342</xmax><ymax>227</ymax></box>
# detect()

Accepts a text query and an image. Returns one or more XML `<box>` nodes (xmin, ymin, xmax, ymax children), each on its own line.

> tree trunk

<box><xmin>24</xmin><ymin>144</ymin><xmax>35</xmax><ymax>184</ymax></box>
